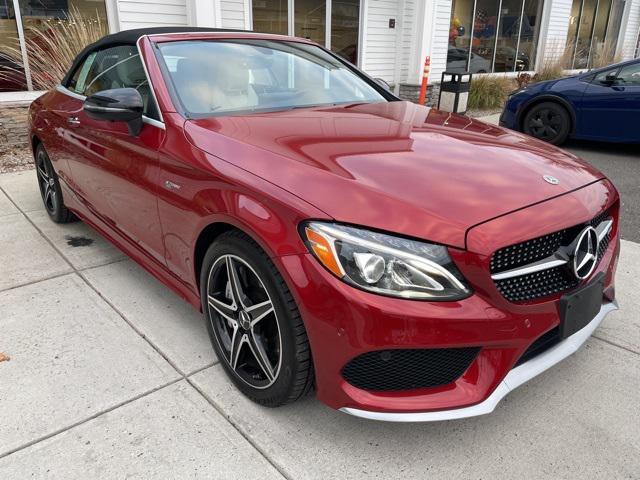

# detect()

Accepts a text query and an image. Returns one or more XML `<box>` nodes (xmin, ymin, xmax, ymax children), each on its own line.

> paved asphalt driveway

<box><xmin>0</xmin><ymin>141</ymin><xmax>639</xmax><ymax>478</ymax></box>
<box><xmin>565</xmin><ymin>140</ymin><xmax>640</xmax><ymax>243</ymax></box>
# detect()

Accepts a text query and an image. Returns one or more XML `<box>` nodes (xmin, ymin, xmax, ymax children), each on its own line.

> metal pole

<box><xmin>572</xmin><ymin>0</ymin><xmax>585</xmax><ymax>69</ymax></box>
<box><xmin>467</xmin><ymin>0</ymin><xmax>478</xmax><ymax>72</ymax></box>
<box><xmin>514</xmin><ymin>0</ymin><xmax>526</xmax><ymax>73</ymax></box>
<box><xmin>587</xmin><ymin>0</ymin><xmax>601</xmax><ymax>68</ymax></box>
<box><xmin>288</xmin><ymin>0</ymin><xmax>294</xmax><ymax>36</ymax></box>
<box><xmin>325</xmin><ymin>0</ymin><xmax>331</xmax><ymax>49</ymax></box>
<box><xmin>11</xmin><ymin>0</ymin><xmax>33</xmax><ymax>91</ymax></box>
<box><xmin>357</xmin><ymin>0</ymin><xmax>365</xmax><ymax>67</ymax></box>
<box><xmin>492</xmin><ymin>0</ymin><xmax>504</xmax><ymax>71</ymax></box>
<box><xmin>392</xmin><ymin>0</ymin><xmax>405</xmax><ymax>95</ymax></box>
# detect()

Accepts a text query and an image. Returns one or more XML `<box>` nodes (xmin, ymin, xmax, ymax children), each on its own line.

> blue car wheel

<box><xmin>522</xmin><ymin>101</ymin><xmax>571</xmax><ymax>145</ymax></box>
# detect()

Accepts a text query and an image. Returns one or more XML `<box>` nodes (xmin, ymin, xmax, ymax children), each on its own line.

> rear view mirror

<box><xmin>84</xmin><ymin>88</ymin><xmax>144</xmax><ymax>136</ymax></box>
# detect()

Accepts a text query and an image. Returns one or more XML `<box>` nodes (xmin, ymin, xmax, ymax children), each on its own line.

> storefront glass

<box><xmin>295</xmin><ymin>0</ymin><xmax>325</xmax><ymax>45</ymax></box>
<box><xmin>252</xmin><ymin>0</ymin><xmax>361</xmax><ymax>65</ymax></box>
<box><xmin>0</xmin><ymin>0</ymin><xmax>26</xmax><ymax>91</ymax></box>
<box><xmin>518</xmin><ymin>0</ymin><xmax>543</xmax><ymax>70</ymax></box>
<box><xmin>568</xmin><ymin>0</ymin><xmax>624</xmax><ymax>69</ymax></box>
<box><xmin>448</xmin><ymin>0</ymin><xmax>475</xmax><ymax>72</ymax></box>
<box><xmin>447</xmin><ymin>0</ymin><xmax>543</xmax><ymax>73</ymax></box>
<box><xmin>0</xmin><ymin>0</ymin><xmax>108</xmax><ymax>91</ymax></box>
<box><xmin>331</xmin><ymin>0</ymin><xmax>360</xmax><ymax>64</ymax></box>
<box><xmin>252</xmin><ymin>0</ymin><xmax>288</xmax><ymax>36</ymax></box>
<box><xmin>494</xmin><ymin>0</ymin><xmax>521</xmax><ymax>72</ymax></box>
<box><xmin>470</xmin><ymin>0</ymin><xmax>499</xmax><ymax>73</ymax></box>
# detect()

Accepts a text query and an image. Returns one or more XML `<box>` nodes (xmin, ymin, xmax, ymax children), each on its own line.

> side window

<box><xmin>68</xmin><ymin>45</ymin><xmax>160</xmax><ymax>120</ymax></box>
<box><xmin>592</xmin><ymin>68</ymin><xmax>619</xmax><ymax>85</ymax></box>
<box><xmin>67</xmin><ymin>52</ymin><xmax>97</xmax><ymax>94</ymax></box>
<box><xmin>617</xmin><ymin>63</ymin><xmax>640</xmax><ymax>86</ymax></box>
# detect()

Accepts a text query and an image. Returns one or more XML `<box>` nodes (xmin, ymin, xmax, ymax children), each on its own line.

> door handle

<box><xmin>68</xmin><ymin>116</ymin><xmax>81</xmax><ymax>126</ymax></box>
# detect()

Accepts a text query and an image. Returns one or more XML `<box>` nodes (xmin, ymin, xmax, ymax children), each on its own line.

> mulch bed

<box><xmin>0</xmin><ymin>147</ymin><xmax>34</xmax><ymax>174</ymax></box>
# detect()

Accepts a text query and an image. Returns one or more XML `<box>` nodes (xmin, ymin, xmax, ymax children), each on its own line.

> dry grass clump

<box><xmin>0</xmin><ymin>8</ymin><xmax>106</xmax><ymax>90</ymax></box>
<box><xmin>589</xmin><ymin>41</ymin><xmax>623</xmax><ymax>69</ymax></box>
<box><xmin>468</xmin><ymin>75</ymin><xmax>514</xmax><ymax>110</ymax></box>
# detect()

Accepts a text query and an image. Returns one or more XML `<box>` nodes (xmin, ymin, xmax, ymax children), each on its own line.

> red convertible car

<box><xmin>29</xmin><ymin>27</ymin><xmax>620</xmax><ymax>421</ymax></box>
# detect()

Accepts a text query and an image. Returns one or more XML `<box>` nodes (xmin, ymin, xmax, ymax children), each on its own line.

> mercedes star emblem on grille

<box><xmin>543</xmin><ymin>175</ymin><xmax>560</xmax><ymax>185</ymax></box>
<box><xmin>573</xmin><ymin>226</ymin><xmax>599</xmax><ymax>279</ymax></box>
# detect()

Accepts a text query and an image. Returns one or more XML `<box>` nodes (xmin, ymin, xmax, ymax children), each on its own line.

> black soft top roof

<box><xmin>62</xmin><ymin>27</ymin><xmax>247</xmax><ymax>86</ymax></box>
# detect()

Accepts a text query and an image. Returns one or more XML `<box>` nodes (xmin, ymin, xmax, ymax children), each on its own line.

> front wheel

<box><xmin>522</xmin><ymin>101</ymin><xmax>571</xmax><ymax>145</ymax></box>
<box><xmin>200</xmin><ymin>230</ymin><xmax>314</xmax><ymax>407</ymax></box>
<box><xmin>35</xmin><ymin>143</ymin><xmax>76</xmax><ymax>223</ymax></box>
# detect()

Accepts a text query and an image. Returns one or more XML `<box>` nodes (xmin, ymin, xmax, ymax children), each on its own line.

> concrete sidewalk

<box><xmin>1</xmin><ymin>169</ymin><xmax>638</xmax><ymax>479</ymax></box>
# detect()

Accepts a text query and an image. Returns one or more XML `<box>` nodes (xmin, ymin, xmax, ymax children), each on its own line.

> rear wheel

<box><xmin>35</xmin><ymin>143</ymin><xmax>76</xmax><ymax>223</ymax></box>
<box><xmin>200</xmin><ymin>230</ymin><xmax>314</xmax><ymax>406</ymax></box>
<box><xmin>522</xmin><ymin>101</ymin><xmax>571</xmax><ymax>145</ymax></box>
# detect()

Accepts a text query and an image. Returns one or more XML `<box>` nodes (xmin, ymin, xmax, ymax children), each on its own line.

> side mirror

<box><xmin>84</xmin><ymin>88</ymin><xmax>144</xmax><ymax>136</ymax></box>
<box><xmin>374</xmin><ymin>77</ymin><xmax>391</xmax><ymax>91</ymax></box>
<box><xmin>603</xmin><ymin>73</ymin><xmax>618</xmax><ymax>85</ymax></box>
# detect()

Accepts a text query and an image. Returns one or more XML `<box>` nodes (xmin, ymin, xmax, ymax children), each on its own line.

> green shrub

<box><xmin>467</xmin><ymin>75</ymin><xmax>514</xmax><ymax>110</ymax></box>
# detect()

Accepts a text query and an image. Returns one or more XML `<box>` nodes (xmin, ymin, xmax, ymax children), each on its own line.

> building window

<box><xmin>567</xmin><ymin>0</ymin><xmax>624</xmax><ymax>69</ymax></box>
<box><xmin>251</xmin><ymin>0</ymin><xmax>361</xmax><ymax>65</ymax></box>
<box><xmin>447</xmin><ymin>0</ymin><xmax>543</xmax><ymax>73</ymax></box>
<box><xmin>0</xmin><ymin>0</ymin><xmax>108</xmax><ymax>92</ymax></box>
<box><xmin>0</xmin><ymin>1</ymin><xmax>25</xmax><ymax>90</ymax></box>
<box><xmin>252</xmin><ymin>0</ymin><xmax>288</xmax><ymax>36</ymax></box>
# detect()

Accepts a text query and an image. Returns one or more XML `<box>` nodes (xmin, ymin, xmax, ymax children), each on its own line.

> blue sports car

<box><xmin>500</xmin><ymin>58</ymin><xmax>640</xmax><ymax>145</ymax></box>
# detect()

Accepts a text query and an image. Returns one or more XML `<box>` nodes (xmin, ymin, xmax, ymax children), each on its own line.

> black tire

<box><xmin>200</xmin><ymin>230</ymin><xmax>314</xmax><ymax>407</ymax></box>
<box><xmin>34</xmin><ymin>143</ymin><xmax>76</xmax><ymax>223</ymax></box>
<box><xmin>522</xmin><ymin>101</ymin><xmax>571</xmax><ymax>145</ymax></box>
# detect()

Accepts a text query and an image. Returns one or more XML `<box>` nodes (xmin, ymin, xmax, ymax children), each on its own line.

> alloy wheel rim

<box><xmin>528</xmin><ymin>108</ymin><xmax>562</xmax><ymax>141</ymax></box>
<box><xmin>206</xmin><ymin>254</ymin><xmax>282</xmax><ymax>389</ymax></box>
<box><xmin>36</xmin><ymin>150</ymin><xmax>57</xmax><ymax>214</ymax></box>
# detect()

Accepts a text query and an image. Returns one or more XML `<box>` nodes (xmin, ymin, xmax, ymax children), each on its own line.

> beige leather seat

<box><xmin>173</xmin><ymin>57</ymin><xmax>258</xmax><ymax>114</ymax></box>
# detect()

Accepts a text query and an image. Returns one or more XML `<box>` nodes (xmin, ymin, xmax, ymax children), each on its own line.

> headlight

<box><xmin>301</xmin><ymin>222</ymin><xmax>471</xmax><ymax>300</ymax></box>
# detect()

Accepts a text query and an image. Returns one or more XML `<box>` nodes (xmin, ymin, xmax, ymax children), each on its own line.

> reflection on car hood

<box><xmin>185</xmin><ymin>101</ymin><xmax>605</xmax><ymax>249</ymax></box>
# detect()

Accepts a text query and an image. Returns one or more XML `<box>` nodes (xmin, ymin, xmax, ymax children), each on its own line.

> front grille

<box><xmin>341</xmin><ymin>347</ymin><xmax>480</xmax><ymax>392</ymax></box>
<box><xmin>496</xmin><ymin>267</ymin><xmax>579</xmax><ymax>303</ymax></box>
<box><xmin>491</xmin><ymin>210</ymin><xmax>612</xmax><ymax>302</ymax></box>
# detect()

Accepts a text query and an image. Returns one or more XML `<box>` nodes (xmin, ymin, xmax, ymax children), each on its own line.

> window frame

<box><xmin>61</xmin><ymin>42</ymin><xmax>164</xmax><ymax>127</ymax></box>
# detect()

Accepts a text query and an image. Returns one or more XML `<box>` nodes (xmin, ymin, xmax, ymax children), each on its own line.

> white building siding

<box><xmin>399</xmin><ymin>0</ymin><xmax>417</xmax><ymax>82</ymax></box>
<box><xmin>537</xmin><ymin>0</ymin><xmax>573</xmax><ymax>66</ymax></box>
<box><xmin>429</xmin><ymin>0</ymin><xmax>453</xmax><ymax>83</ymax></box>
<box><xmin>117</xmin><ymin>0</ymin><xmax>189</xmax><ymax>30</ymax></box>
<box><xmin>621</xmin><ymin>0</ymin><xmax>640</xmax><ymax>59</ymax></box>
<box><xmin>362</xmin><ymin>0</ymin><xmax>401</xmax><ymax>81</ymax></box>
<box><xmin>220</xmin><ymin>0</ymin><xmax>250</xmax><ymax>30</ymax></box>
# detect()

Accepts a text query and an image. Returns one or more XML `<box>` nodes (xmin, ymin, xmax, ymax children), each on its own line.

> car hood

<box><xmin>184</xmin><ymin>101</ymin><xmax>604</xmax><ymax>249</ymax></box>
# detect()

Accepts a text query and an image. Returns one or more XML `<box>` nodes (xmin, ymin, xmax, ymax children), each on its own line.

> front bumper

<box><xmin>274</xmin><ymin>180</ymin><xmax>620</xmax><ymax>421</ymax></box>
<box><xmin>341</xmin><ymin>300</ymin><xmax>618</xmax><ymax>421</ymax></box>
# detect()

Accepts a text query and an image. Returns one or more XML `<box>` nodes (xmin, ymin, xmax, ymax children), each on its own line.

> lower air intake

<box><xmin>342</xmin><ymin>347</ymin><xmax>480</xmax><ymax>392</ymax></box>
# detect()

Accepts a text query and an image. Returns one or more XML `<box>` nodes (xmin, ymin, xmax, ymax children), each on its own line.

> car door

<box><xmin>578</xmin><ymin>61</ymin><xmax>640</xmax><ymax>142</ymax></box>
<box><xmin>59</xmin><ymin>45</ymin><xmax>166</xmax><ymax>264</ymax></box>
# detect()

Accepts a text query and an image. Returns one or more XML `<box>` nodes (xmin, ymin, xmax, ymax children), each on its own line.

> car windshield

<box><xmin>157</xmin><ymin>39</ymin><xmax>387</xmax><ymax>117</ymax></box>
